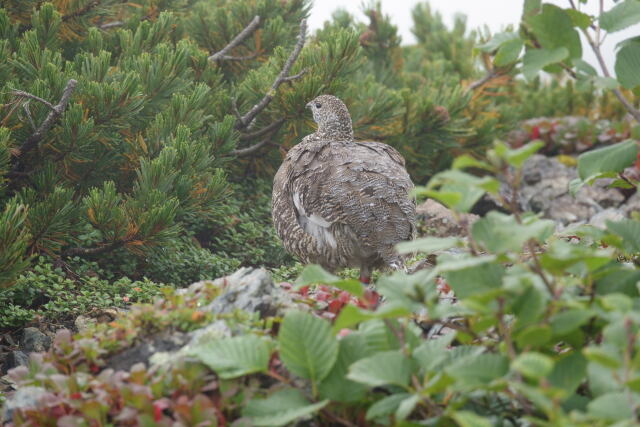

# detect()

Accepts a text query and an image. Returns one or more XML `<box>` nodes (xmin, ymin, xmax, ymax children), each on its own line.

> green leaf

<box><xmin>616</xmin><ymin>41</ymin><xmax>640</xmax><ymax>89</ymax></box>
<box><xmin>593</xmin><ymin>76</ymin><xmax>619</xmax><ymax>90</ymax></box>
<box><xmin>529</xmin><ymin>4</ymin><xmax>582</xmax><ymax>58</ymax></box>
<box><xmin>600</xmin><ymin>0</ymin><xmax>640</xmax><ymax>33</ymax></box>
<box><xmin>606</xmin><ymin>218</ymin><xmax>640</xmax><ymax>253</ymax></box>
<box><xmin>515</xmin><ymin>324</ymin><xmax>553</xmax><ymax>348</ymax></box>
<box><xmin>550</xmin><ymin>309</ymin><xmax>594</xmax><ymax>336</ymax></box>
<box><xmin>443</xmin><ymin>261</ymin><xmax>504</xmax><ymax>299</ymax></box>
<box><xmin>450</xmin><ymin>411</ymin><xmax>492</xmax><ymax>427</ymax></box>
<box><xmin>513</xmin><ymin>352</ymin><xmax>554</xmax><ymax>379</ymax></box>
<box><xmin>318</xmin><ymin>333</ymin><xmax>368</xmax><ymax>402</ymax></box>
<box><xmin>494</xmin><ymin>38</ymin><xmax>524</xmax><ymax>66</ymax></box>
<box><xmin>190</xmin><ymin>335</ymin><xmax>270</xmax><ymax>379</ymax></box>
<box><xmin>452</xmin><ymin>154</ymin><xmax>494</xmax><ymax>171</ymax></box>
<box><xmin>548</xmin><ymin>351</ymin><xmax>587</xmax><ymax>393</ymax></box>
<box><xmin>243</xmin><ymin>389</ymin><xmax>328</xmax><ymax>426</ymax></box>
<box><xmin>577</xmin><ymin>139</ymin><xmax>638</xmax><ymax>181</ymax></box>
<box><xmin>522</xmin><ymin>47</ymin><xmax>569</xmax><ymax>80</ymax></box>
<box><xmin>295</xmin><ymin>265</ymin><xmax>363</xmax><ymax>297</ymax></box>
<box><xmin>366</xmin><ymin>393</ymin><xmax>411</xmax><ymax>421</ymax></box>
<box><xmin>396</xmin><ymin>394</ymin><xmax>420</xmax><ymax>421</ymax></box>
<box><xmin>566</xmin><ymin>9</ymin><xmax>592</xmax><ymax>29</ymax></box>
<box><xmin>584</xmin><ymin>346</ymin><xmax>622</xmax><ymax>368</ymax></box>
<box><xmin>472</xmin><ymin>211</ymin><xmax>555</xmax><ymax>253</ymax></box>
<box><xmin>494</xmin><ymin>140</ymin><xmax>545</xmax><ymax>168</ymax></box>
<box><xmin>478</xmin><ymin>31</ymin><xmax>520</xmax><ymax>52</ymax></box>
<box><xmin>347</xmin><ymin>350</ymin><xmax>413</xmax><ymax>387</ymax></box>
<box><xmin>333</xmin><ymin>303</ymin><xmax>410</xmax><ymax>333</ymax></box>
<box><xmin>413</xmin><ymin>332</ymin><xmax>456</xmax><ymax>372</ymax></box>
<box><xmin>396</xmin><ymin>236</ymin><xmax>462</xmax><ymax>254</ymax></box>
<box><xmin>446</xmin><ymin>353</ymin><xmax>509</xmax><ymax>387</ymax></box>
<box><xmin>588</xmin><ymin>392</ymin><xmax>636</xmax><ymax>421</ymax></box>
<box><xmin>278</xmin><ymin>311</ymin><xmax>338</xmax><ymax>384</ymax></box>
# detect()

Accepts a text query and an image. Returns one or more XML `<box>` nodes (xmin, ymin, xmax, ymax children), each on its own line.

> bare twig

<box><xmin>282</xmin><ymin>68</ymin><xmax>308</xmax><ymax>83</ymax></box>
<box><xmin>99</xmin><ymin>21</ymin><xmax>124</xmax><ymax>30</ymax></box>
<box><xmin>236</xmin><ymin>19</ymin><xmax>308</xmax><ymax>130</ymax></box>
<box><xmin>9</xmin><ymin>79</ymin><xmax>78</xmax><ymax>175</ymax></box>
<box><xmin>10</xmin><ymin>90</ymin><xmax>56</xmax><ymax>110</ymax></box>
<box><xmin>467</xmin><ymin>70</ymin><xmax>500</xmax><ymax>93</ymax></box>
<box><xmin>62</xmin><ymin>0</ymin><xmax>101</xmax><ymax>22</ymax></box>
<box><xmin>230</xmin><ymin>135</ymin><xmax>274</xmax><ymax>157</ymax></box>
<box><xmin>239</xmin><ymin>118</ymin><xmax>285</xmax><ymax>141</ymax></box>
<box><xmin>61</xmin><ymin>239</ymin><xmax>125</xmax><ymax>258</ymax></box>
<box><xmin>208</xmin><ymin>16</ymin><xmax>261</xmax><ymax>62</ymax></box>
<box><xmin>566</xmin><ymin>0</ymin><xmax>640</xmax><ymax>123</ymax></box>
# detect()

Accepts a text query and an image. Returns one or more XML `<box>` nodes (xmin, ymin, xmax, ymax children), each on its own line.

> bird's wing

<box><xmin>287</xmin><ymin>140</ymin><xmax>415</xmax><ymax>253</ymax></box>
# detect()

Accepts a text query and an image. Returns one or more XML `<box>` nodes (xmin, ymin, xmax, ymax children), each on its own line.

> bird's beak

<box><xmin>305</xmin><ymin>101</ymin><xmax>312</xmax><ymax>109</ymax></box>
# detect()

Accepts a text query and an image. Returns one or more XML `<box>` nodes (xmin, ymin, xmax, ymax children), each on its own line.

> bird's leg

<box><xmin>359</xmin><ymin>264</ymin><xmax>372</xmax><ymax>286</ymax></box>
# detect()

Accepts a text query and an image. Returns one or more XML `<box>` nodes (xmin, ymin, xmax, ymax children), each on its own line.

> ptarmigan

<box><xmin>272</xmin><ymin>95</ymin><xmax>416</xmax><ymax>284</ymax></box>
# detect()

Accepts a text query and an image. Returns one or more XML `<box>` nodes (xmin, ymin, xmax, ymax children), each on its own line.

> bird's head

<box><xmin>306</xmin><ymin>94</ymin><xmax>354</xmax><ymax>141</ymax></box>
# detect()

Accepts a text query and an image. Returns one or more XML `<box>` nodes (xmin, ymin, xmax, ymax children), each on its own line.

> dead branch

<box><xmin>235</xmin><ymin>19</ymin><xmax>307</xmax><ymax>130</ymax></box>
<box><xmin>9</xmin><ymin>79</ymin><xmax>78</xmax><ymax>174</ymax></box>
<box><xmin>208</xmin><ymin>16</ymin><xmax>261</xmax><ymax>62</ymax></box>
<box><xmin>466</xmin><ymin>69</ymin><xmax>500</xmax><ymax>93</ymax></box>
<box><xmin>239</xmin><ymin>119</ymin><xmax>285</xmax><ymax>141</ymax></box>
<box><xmin>99</xmin><ymin>21</ymin><xmax>124</xmax><ymax>30</ymax></box>
<box><xmin>62</xmin><ymin>239</ymin><xmax>126</xmax><ymax>258</ymax></box>
<box><xmin>10</xmin><ymin>90</ymin><xmax>56</xmax><ymax>111</ymax></box>
<box><xmin>568</xmin><ymin>0</ymin><xmax>640</xmax><ymax>123</ymax></box>
<box><xmin>230</xmin><ymin>135</ymin><xmax>273</xmax><ymax>157</ymax></box>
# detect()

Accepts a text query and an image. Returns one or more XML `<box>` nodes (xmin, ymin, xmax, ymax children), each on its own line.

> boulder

<box><xmin>518</xmin><ymin>155</ymin><xmax>625</xmax><ymax>225</ymax></box>
<box><xmin>417</xmin><ymin>199</ymin><xmax>479</xmax><ymax>237</ymax></box>
<box><xmin>20</xmin><ymin>328</ymin><xmax>51</xmax><ymax>353</ymax></box>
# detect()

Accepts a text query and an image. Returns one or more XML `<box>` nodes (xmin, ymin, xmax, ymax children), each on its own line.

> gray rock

<box><xmin>519</xmin><ymin>155</ymin><xmax>625</xmax><ymax>225</ymax></box>
<box><xmin>417</xmin><ymin>199</ymin><xmax>479</xmax><ymax>238</ymax></box>
<box><xmin>202</xmin><ymin>267</ymin><xmax>297</xmax><ymax>317</ymax></box>
<box><xmin>2</xmin><ymin>351</ymin><xmax>29</xmax><ymax>373</ymax></box>
<box><xmin>20</xmin><ymin>328</ymin><xmax>51</xmax><ymax>353</ymax></box>
<box><xmin>106</xmin><ymin>331</ymin><xmax>190</xmax><ymax>372</ymax></box>
<box><xmin>589</xmin><ymin>208</ymin><xmax>625</xmax><ymax>229</ymax></box>
<box><xmin>1</xmin><ymin>385</ymin><xmax>47</xmax><ymax>423</ymax></box>
<box><xmin>623</xmin><ymin>192</ymin><xmax>640</xmax><ymax>217</ymax></box>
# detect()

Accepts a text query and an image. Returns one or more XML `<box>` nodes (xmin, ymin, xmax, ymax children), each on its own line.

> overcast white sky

<box><xmin>309</xmin><ymin>0</ymin><xmax>640</xmax><ymax>71</ymax></box>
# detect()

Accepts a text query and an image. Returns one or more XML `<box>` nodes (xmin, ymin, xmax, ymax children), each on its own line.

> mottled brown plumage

<box><xmin>272</xmin><ymin>95</ymin><xmax>416</xmax><ymax>282</ymax></box>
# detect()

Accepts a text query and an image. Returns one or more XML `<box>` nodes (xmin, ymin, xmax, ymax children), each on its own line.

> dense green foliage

<box><xmin>1</xmin><ymin>0</ymin><xmax>640</xmax><ymax>424</ymax></box>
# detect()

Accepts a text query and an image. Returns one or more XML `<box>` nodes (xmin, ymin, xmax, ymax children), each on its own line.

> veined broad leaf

<box><xmin>278</xmin><ymin>310</ymin><xmax>338</xmax><ymax>384</ymax></box>
<box><xmin>600</xmin><ymin>0</ymin><xmax>640</xmax><ymax>33</ymax></box>
<box><xmin>190</xmin><ymin>335</ymin><xmax>270</xmax><ymax>379</ymax></box>
<box><xmin>578</xmin><ymin>139</ymin><xmax>638</xmax><ymax>181</ymax></box>
<box><xmin>243</xmin><ymin>388</ymin><xmax>328</xmax><ymax>426</ymax></box>
<box><xmin>347</xmin><ymin>350</ymin><xmax>414</xmax><ymax>387</ymax></box>
<box><xmin>318</xmin><ymin>333</ymin><xmax>368</xmax><ymax>402</ymax></box>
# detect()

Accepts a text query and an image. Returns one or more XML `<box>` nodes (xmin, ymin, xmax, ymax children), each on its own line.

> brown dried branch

<box><xmin>239</xmin><ymin>119</ymin><xmax>285</xmax><ymax>141</ymax></box>
<box><xmin>9</xmin><ymin>79</ymin><xmax>78</xmax><ymax>175</ymax></box>
<box><xmin>98</xmin><ymin>21</ymin><xmax>124</xmax><ymax>30</ymax></box>
<box><xmin>62</xmin><ymin>239</ymin><xmax>126</xmax><ymax>258</ymax></box>
<box><xmin>235</xmin><ymin>19</ymin><xmax>307</xmax><ymax>130</ymax></box>
<box><xmin>208</xmin><ymin>16</ymin><xmax>261</xmax><ymax>62</ymax></box>
<box><xmin>466</xmin><ymin>69</ymin><xmax>501</xmax><ymax>93</ymax></box>
<box><xmin>229</xmin><ymin>136</ymin><xmax>272</xmax><ymax>157</ymax></box>
<box><xmin>10</xmin><ymin>90</ymin><xmax>56</xmax><ymax>111</ymax></box>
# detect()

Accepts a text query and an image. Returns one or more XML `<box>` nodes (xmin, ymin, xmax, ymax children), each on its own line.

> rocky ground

<box><xmin>1</xmin><ymin>153</ymin><xmax>638</xmax><ymax>416</ymax></box>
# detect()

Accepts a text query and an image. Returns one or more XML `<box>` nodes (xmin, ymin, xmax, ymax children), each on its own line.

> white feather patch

<box><xmin>293</xmin><ymin>191</ymin><xmax>337</xmax><ymax>249</ymax></box>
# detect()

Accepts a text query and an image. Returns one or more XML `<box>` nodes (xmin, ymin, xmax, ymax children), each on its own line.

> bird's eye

<box><xmin>315</xmin><ymin>102</ymin><xmax>322</xmax><ymax>108</ymax></box>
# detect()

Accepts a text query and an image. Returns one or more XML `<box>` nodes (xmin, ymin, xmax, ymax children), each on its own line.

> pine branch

<box><xmin>99</xmin><ymin>21</ymin><xmax>124</xmax><ymax>30</ymax></box>
<box><xmin>62</xmin><ymin>0</ymin><xmax>101</xmax><ymax>22</ymax></box>
<box><xmin>208</xmin><ymin>15</ymin><xmax>261</xmax><ymax>62</ymax></box>
<box><xmin>10</xmin><ymin>90</ymin><xmax>56</xmax><ymax>111</ymax></box>
<box><xmin>62</xmin><ymin>239</ymin><xmax>126</xmax><ymax>258</ymax></box>
<box><xmin>231</xmin><ymin>121</ymin><xmax>285</xmax><ymax>157</ymax></box>
<box><xmin>235</xmin><ymin>19</ymin><xmax>308</xmax><ymax>130</ymax></box>
<box><xmin>10</xmin><ymin>79</ymin><xmax>78</xmax><ymax>170</ymax></box>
